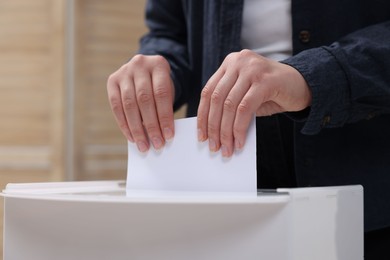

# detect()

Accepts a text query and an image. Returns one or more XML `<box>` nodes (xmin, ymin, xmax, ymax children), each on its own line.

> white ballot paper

<box><xmin>127</xmin><ymin>116</ymin><xmax>257</xmax><ymax>194</ymax></box>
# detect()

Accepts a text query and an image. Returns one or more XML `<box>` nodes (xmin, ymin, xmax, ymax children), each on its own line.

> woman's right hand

<box><xmin>107</xmin><ymin>54</ymin><xmax>175</xmax><ymax>152</ymax></box>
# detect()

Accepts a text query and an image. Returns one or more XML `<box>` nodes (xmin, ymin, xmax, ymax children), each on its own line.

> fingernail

<box><xmin>221</xmin><ymin>145</ymin><xmax>230</xmax><ymax>157</ymax></box>
<box><xmin>137</xmin><ymin>141</ymin><xmax>149</xmax><ymax>153</ymax></box>
<box><xmin>209</xmin><ymin>138</ymin><xmax>217</xmax><ymax>152</ymax></box>
<box><xmin>198</xmin><ymin>129</ymin><xmax>205</xmax><ymax>142</ymax></box>
<box><xmin>163</xmin><ymin>127</ymin><xmax>174</xmax><ymax>142</ymax></box>
<box><xmin>152</xmin><ymin>137</ymin><xmax>163</xmax><ymax>150</ymax></box>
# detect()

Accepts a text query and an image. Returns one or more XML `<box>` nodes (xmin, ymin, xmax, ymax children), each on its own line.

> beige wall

<box><xmin>0</xmin><ymin>1</ymin><xmax>67</xmax><ymax>256</ymax></box>
<box><xmin>70</xmin><ymin>0</ymin><xmax>148</xmax><ymax>181</ymax></box>
<box><xmin>0</xmin><ymin>0</ymin><xmax>151</xmax><ymax>182</ymax></box>
<box><xmin>0</xmin><ymin>0</ymin><xmax>66</xmax><ymax>185</ymax></box>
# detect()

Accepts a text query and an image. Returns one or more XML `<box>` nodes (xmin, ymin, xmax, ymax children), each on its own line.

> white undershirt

<box><xmin>240</xmin><ymin>0</ymin><xmax>292</xmax><ymax>61</ymax></box>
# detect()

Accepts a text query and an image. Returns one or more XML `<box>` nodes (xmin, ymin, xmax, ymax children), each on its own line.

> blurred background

<box><xmin>0</xmin><ymin>0</ymin><xmax>186</xmax><ymax>256</ymax></box>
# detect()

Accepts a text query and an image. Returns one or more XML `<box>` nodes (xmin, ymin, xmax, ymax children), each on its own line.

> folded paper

<box><xmin>127</xmin><ymin>117</ymin><xmax>257</xmax><ymax>194</ymax></box>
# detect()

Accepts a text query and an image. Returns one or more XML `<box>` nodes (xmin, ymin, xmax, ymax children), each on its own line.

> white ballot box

<box><xmin>2</xmin><ymin>181</ymin><xmax>363</xmax><ymax>260</ymax></box>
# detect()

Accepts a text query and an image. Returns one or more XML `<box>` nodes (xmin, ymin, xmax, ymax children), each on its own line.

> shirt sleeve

<box><xmin>282</xmin><ymin>21</ymin><xmax>390</xmax><ymax>135</ymax></box>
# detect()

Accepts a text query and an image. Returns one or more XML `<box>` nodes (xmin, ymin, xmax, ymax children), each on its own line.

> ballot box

<box><xmin>2</xmin><ymin>181</ymin><xmax>363</xmax><ymax>260</ymax></box>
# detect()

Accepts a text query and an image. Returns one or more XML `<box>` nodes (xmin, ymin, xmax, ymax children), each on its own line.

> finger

<box><xmin>197</xmin><ymin>68</ymin><xmax>225</xmax><ymax>143</ymax></box>
<box><xmin>120</xmin><ymin>77</ymin><xmax>149</xmax><ymax>152</ymax></box>
<box><xmin>233</xmin><ymin>83</ymin><xmax>263</xmax><ymax>150</ymax></box>
<box><xmin>220</xmin><ymin>76</ymin><xmax>251</xmax><ymax>157</ymax></box>
<box><xmin>134</xmin><ymin>69</ymin><xmax>164</xmax><ymax>151</ymax></box>
<box><xmin>152</xmin><ymin>63</ymin><xmax>175</xmax><ymax>142</ymax></box>
<box><xmin>107</xmin><ymin>75</ymin><xmax>134</xmax><ymax>142</ymax></box>
<box><xmin>207</xmin><ymin>71</ymin><xmax>238</xmax><ymax>153</ymax></box>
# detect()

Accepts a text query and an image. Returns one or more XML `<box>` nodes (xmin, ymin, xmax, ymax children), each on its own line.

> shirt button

<box><xmin>299</xmin><ymin>30</ymin><xmax>311</xmax><ymax>43</ymax></box>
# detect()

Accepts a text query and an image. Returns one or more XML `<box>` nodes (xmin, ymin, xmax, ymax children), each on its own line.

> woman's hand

<box><xmin>107</xmin><ymin>54</ymin><xmax>175</xmax><ymax>152</ymax></box>
<box><xmin>197</xmin><ymin>49</ymin><xmax>311</xmax><ymax>157</ymax></box>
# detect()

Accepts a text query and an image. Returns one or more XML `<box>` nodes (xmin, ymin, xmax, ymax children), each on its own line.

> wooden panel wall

<box><xmin>0</xmin><ymin>0</ymin><xmax>186</xmax><ymax>257</ymax></box>
<box><xmin>72</xmin><ymin>0</ymin><xmax>148</xmax><ymax>180</ymax></box>
<box><xmin>0</xmin><ymin>0</ymin><xmax>65</xmax><ymax>181</ymax></box>
<box><xmin>0</xmin><ymin>0</ymin><xmax>66</xmax><ymax>257</ymax></box>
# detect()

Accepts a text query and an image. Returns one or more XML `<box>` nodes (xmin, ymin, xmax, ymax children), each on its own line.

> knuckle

<box><xmin>240</xmin><ymin>49</ymin><xmax>261</xmax><ymax>67</ymax></box>
<box><xmin>144</xmin><ymin>123</ymin><xmax>160</xmax><ymax>135</ymax></box>
<box><xmin>122</xmin><ymin>96</ymin><xmax>137</xmax><ymax>110</ymax></box>
<box><xmin>132</xmin><ymin>54</ymin><xmax>170</xmax><ymax>71</ymax></box>
<box><xmin>154</xmin><ymin>85</ymin><xmax>170</xmax><ymax>100</ymax></box>
<box><xmin>201</xmin><ymin>85</ymin><xmax>212</xmax><ymax>99</ymax></box>
<box><xmin>210</xmin><ymin>90</ymin><xmax>222</xmax><ymax>105</ymax></box>
<box><xmin>233</xmin><ymin>124</ymin><xmax>245</xmax><ymax>137</ymax></box>
<box><xmin>241</xmin><ymin>49</ymin><xmax>258</xmax><ymax>62</ymax></box>
<box><xmin>223</xmin><ymin>98</ymin><xmax>236</xmax><ymax>112</ymax></box>
<box><xmin>131</xmin><ymin>54</ymin><xmax>145</xmax><ymax>65</ymax></box>
<box><xmin>107</xmin><ymin>73</ymin><xmax>117</xmax><ymax>86</ymax></box>
<box><xmin>197</xmin><ymin>114</ymin><xmax>206</xmax><ymax>126</ymax></box>
<box><xmin>226</xmin><ymin>51</ymin><xmax>239</xmax><ymax>60</ymax></box>
<box><xmin>137</xmin><ymin>90</ymin><xmax>152</xmax><ymax>105</ymax></box>
<box><xmin>118</xmin><ymin>121</ymin><xmax>130</xmax><ymax>132</ymax></box>
<box><xmin>237</xmin><ymin>101</ymin><xmax>250</xmax><ymax>115</ymax></box>
<box><xmin>131</xmin><ymin>127</ymin><xmax>146</xmax><ymax>139</ymax></box>
<box><xmin>158</xmin><ymin>114</ymin><xmax>171</xmax><ymax>127</ymax></box>
<box><xmin>240</xmin><ymin>49</ymin><xmax>252</xmax><ymax>56</ymax></box>
<box><xmin>220</xmin><ymin>129</ymin><xmax>232</xmax><ymax>141</ymax></box>
<box><xmin>153</xmin><ymin>57</ymin><xmax>170</xmax><ymax>72</ymax></box>
<box><xmin>207</xmin><ymin>123</ymin><xmax>218</xmax><ymax>136</ymax></box>
<box><xmin>109</xmin><ymin>97</ymin><xmax>122</xmax><ymax>113</ymax></box>
<box><xmin>153</xmin><ymin>55</ymin><xmax>168</xmax><ymax>66</ymax></box>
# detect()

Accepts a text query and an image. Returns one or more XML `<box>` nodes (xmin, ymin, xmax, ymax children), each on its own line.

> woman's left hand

<box><xmin>197</xmin><ymin>49</ymin><xmax>311</xmax><ymax>157</ymax></box>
